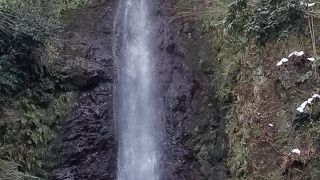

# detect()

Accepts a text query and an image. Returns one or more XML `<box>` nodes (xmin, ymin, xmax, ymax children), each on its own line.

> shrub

<box><xmin>0</xmin><ymin>55</ymin><xmax>28</xmax><ymax>101</ymax></box>
<box><xmin>0</xmin><ymin>0</ymin><xmax>86</xmax><ymax>177</ymax></box>
<box><xmin>0</xmin><ymin>0</ymin><xmax>89</xmax><ymax>101</ymax></box>
<box><xmin>223</xmin><ymin>0</ymin><xmax>308</xmax><ymax>44</ymax></box>
<box><xmin>247</xmin><ymin>0</ymin><xmax>307</xmax><ymax>44</ymax></box>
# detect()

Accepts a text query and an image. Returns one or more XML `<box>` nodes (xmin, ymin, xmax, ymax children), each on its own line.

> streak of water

<box><xmin>113</xmin><ymin>0</ymin><xmax>160</xmax><ymax>180</ymax></box>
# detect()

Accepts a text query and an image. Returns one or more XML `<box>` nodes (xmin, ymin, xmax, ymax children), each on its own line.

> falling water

<box><xmin>113</xmin><ymin>0</ymin><xmax>161</xmax><ymax>180</ymax></box>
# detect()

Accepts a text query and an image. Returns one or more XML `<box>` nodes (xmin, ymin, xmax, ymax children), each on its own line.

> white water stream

<box><xmin>113</xmin><ymin>0</ymin><xmax>161</xmax><ymax>180</ymax></box>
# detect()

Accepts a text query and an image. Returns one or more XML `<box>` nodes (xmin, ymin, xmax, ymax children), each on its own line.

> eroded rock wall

<box><xmin>50</xmin><ymin>1</ymin><xmax>117</xmax><ymax>179</ymax></box>
<box><xmin>155</xmin><ymin>1</ymin><xmax>229</xmax><ymax>179</ymax></box>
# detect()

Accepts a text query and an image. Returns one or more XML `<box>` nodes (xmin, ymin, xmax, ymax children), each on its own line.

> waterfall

<box><xmin>113</xmin><ymin>0</ymin><xmax>161</xmax><ymax>180</ymax></box>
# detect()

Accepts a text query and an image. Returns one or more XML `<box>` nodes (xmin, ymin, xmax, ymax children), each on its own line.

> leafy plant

<box><xmin>0</xmin><ymin>159</ymin><xmax>40</xmax><ymax>180</ymax></box>
<box><xmin>0</xmin><ymin>0</ymin><xmax>84</xmax><ymax>178</ymax></box>
<box><xmin>0</xmin><ymin>99</ymin><xmax>49</xmax><ymax>171</ymax></box>
<box><xmin>64</xmin><ymin>0</ymin><xmax>89</xmax><ymax>10</ymax></box>
<box><xmin>222</xmin><ymin>0</ymin><xmax>308</xmax><ymax>44</ymax></box>
<box><xmin>0</xmin><ymin>93</ymin><xmax>74</xmax><ymax>177</ymax></box>
<box><xmin>246</xmin><ymin>0</ymin><xmax>307</xmax><ymax>44</ymax></box>
<box><xmin>224</xmin><ymin>0</ymin><xmax>252</xmax><ymax>36</ymax></box>
<box><xmin>0</xmin><ymin>0</ymin><xmax>89</xmax><ymax>102</ymax></box>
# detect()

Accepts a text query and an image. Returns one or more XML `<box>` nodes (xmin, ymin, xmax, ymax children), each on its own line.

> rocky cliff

<box><xmin>30</xmin><ymin>0</ymin><xmax>231</xmax><ymax>179</ymax></box>
<box><xmin>50</xmin><ymin>1</ymin><xmax>117</xmax><ymax>179</ymax></box>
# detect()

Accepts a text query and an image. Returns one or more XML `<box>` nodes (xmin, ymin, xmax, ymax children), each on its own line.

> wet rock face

<box><xmin>153</xmin><ymin>1</ymin><xmax>229</xmax><ymax>180</ymax></box>
<box><xmin>51</xmin><ymin>85</ymin><xmax>116</xmax><ymax>180</ymax></box>
<box><xmin>50</xmin><ymin>0</ymin><xmax>117</xmax><ymax>179</ymax></box>
<box><xmin>47</xmin><ymin>1</ymin><xmax>114</xmax><ymax>90</ymax></box>
<box><xmin>150</xmin><ymin>2</ymin><xmax>200</xmax><ymax>179</ymax></box>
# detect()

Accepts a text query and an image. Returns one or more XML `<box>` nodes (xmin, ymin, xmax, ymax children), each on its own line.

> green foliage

<box><xmin>297</xmin><ymin>71</ymin><xmax>312</xmax><ymax>84</ymax></box>
<box><xmin>0</xmin><ymin>0</ymin><xmax>89</xmax><ymax>43</ymax></box>
<box><xmin>0</xmin><ymin>0</ymin><xmax>89</xmax><ymax>53</ymax></box>
<box><xmin>0</xmin><ymin>92</ymin><xmax>75</xmax><ymax>177</ymax></box>
<box><xmin>246</xmin><ymin>0</ymin><xmax>307</xmax><ymax>44</ymax></box>
<box><xmin>64</xmin><ymin>0</ymin><xmax>89</xmax><ymax>10</ymax></box>
<box><xmin>206</xmin><ymin>0</ymin><xmax>308</xmax><ymax>44</ymax></box>
<box><xmin>224</xmin><ymin>0</ymin><xmax>252</xmax><ymax>36</ymax></box>
<box><xmin>0</xmin><ymin>159</ymin><xmax>40</xmax><ymax>180</ymax></box>
<box><xmin>202</xmin><ymin>1</ymin><xmax>320</xmax><ymax>179</ymax></box>
<box><xmin>0</xmin><ymin>55</ymin><xmax>28</xmax><ymax>102</ymax></box>
<box><xmin>0</xmin><ymin>0</ymin><xmax>88</xmax><ymax>101</ymax></box>
<box><xmin>1</xmin><ymin>99</ymin><xmax>50</xmax><ymax>172</ymax></box>
<box><xmin>0</xmin><ymin>0</ymin><xmax>84</xmax><ymax>178</ymax></box>
<box><xmin>1</xmin><ymin>0</ymin><xmax>58</xmax><ymax>41</ymax></box>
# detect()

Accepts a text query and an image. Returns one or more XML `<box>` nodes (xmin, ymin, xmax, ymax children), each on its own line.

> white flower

<box><xmin>292</xmin><ymin>149</ymin><xmax>301</xmax><ymax>155</ymax></box>
<box><xmin>308</xmin><ymin>58</ymin><xmax>315</xmax><ymax>61</ymax></box>
<box><xmin>268</xmin><ymin>124</ymin><xmax>274</xmax><ymax>127</ymax></box>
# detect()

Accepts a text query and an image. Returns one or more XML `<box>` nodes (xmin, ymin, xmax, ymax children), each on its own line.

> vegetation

<box><xmin>202</xmin><ymin>0</ymin><xmax>320</xmax><ymax>179</ymax></box>
<box><xmin>0</xmin><ymin>93</ymin><xmax>75</xmax><ymax>178</ymax></box>
<box><xmin>0</xmin><ymin>0</ymin><xmax>87</xmax><ymax>103</ymax></box>
<box><xmin>2</xmin><ymin>0</ymin><xmax>320</xmax><ymax>179</ymax></box>
<box><xmin>224</xmin><ymin>0</ymin><xmax>307</xmax><ymax>44</ymax></box>
<box><xmin>203</xmin><ymin>0</ymin><xmax>310</xmax><ymax>44</ymax></box>
<box><xmin>0</xmin><ymin>0</ymin><xmax>86</xmax><ymax>178</ymax></box>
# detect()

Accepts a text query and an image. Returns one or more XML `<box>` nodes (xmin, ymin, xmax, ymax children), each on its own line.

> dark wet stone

<box><xmin>51</xmin><ymin>84</ymin><xmax>116</xmax><ymax>180</ymax></box>
<box><xmin>166</xmin><ymin>43</ymin><xmax>175</xmax><ymax>54</ymax></box>
<box><xmin>50</xmin><ymin>0</ymin><xmax>117</xmax><ymax>179</ymax></box>
<box><xmin>154</xmin><ymin>1</ymin><xmax>229</xmax><ymax>180</ymax></box>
